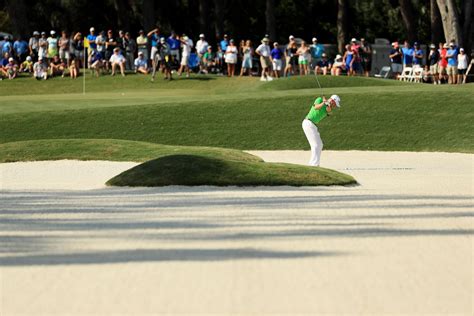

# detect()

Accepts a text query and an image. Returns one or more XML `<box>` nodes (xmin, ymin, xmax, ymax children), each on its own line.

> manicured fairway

<box><xmin>1</xmin><ymin>74</ymin><xmax>473</xmax><ymax>153</ymax></box>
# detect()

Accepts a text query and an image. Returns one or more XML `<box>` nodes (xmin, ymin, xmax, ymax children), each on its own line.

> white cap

<box><xmin>26</xmin><ymin>56</ymin><xmax>32</xmax><ymax>61</ymax></box>
<box><xmin>183</xmin><ymin>35</ymin><xmax>189</xmax><ymax>40</ymax></box>
<box><xmin>160</xmin><ymin>37</ymin><xmax>165</xmax><ymax>42</ymax></box>
<box><xmin>50</xmin><ymin>30</ymin><xmax>56</xmax><ymax>35</ymax></box>
<box><xmin>351</xmin><ymin>38</ymin><xmax>357</xmax><ymax>42</ymax></box>
<box><xmin>336</xmin><ymin>54</ymin><xmax>342</xmax><ymax>59</ymax></box>
<box><xmin>312</xmin><ymin>37</ymin><xmax>317</xmax><ymax>42</ymax></box>
<box><xmin>199</xmin><ymin>33</ymin><xmax>205</xmax><ymax>38</ymax></box>
<box><xmin>330</xmin><ymin>95</ymin><xmax>341</xmax><ymax>108</ymax></box>
<box><xmin>289</xmin><ymin>35</ymin><xmax>295</xmax><ymax>40</ymax></box>
<box><xmin>138</xmin><ymin>51</ymin><xmax>144</xmax><ymax>55</ymax></box>
<box><xmin>460</xmin><ymin>48</ymin><xmax>464</xmax><ymax>52</ymax></box>
<box><xmin>90</xmin><ymin>27</ymin><xmax>95</xmax><ymax>32</ymax></box>
<box><xmin>8</xmin><ymin>57</ymin><xmax>13</xmax><ymax>62</ymax></box>
<box><xmin>38</xmin><ymin>57</ymin><xmax>43</xmax><ymax>61</ymax></box>
<box><xmin>33</xmin><ymin>31</ymin><xmax>39</xmax><ymax>35</ymax></box>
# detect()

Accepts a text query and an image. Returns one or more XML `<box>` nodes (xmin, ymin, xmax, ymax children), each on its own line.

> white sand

<box><xmin>1</xmin><ymin>151</ymin><xmax>473</xmax><ymax>315</ymax></box>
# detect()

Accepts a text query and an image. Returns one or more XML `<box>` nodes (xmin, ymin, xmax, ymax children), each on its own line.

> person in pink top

<box><xmin>438</xmin><ymin>43</ymin><xmax>448</xmax><ymax>83</ymax></box>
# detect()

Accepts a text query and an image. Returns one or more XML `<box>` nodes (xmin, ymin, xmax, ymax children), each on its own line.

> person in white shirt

<box><xmin>178</xmin><ymin>35</ymin><xmax>193</xmax><ymax>77</ymax></box>
<box><xmin>255</xmin><ymin>37</ymin><xmax>272</xmax><ymax>81</ymax></box>
<box><xmin>196</xmin><ymin>34</ymin><xmax>209</xmax><ymax>74</ymax></box>
<box><xmin>33</xmin><ymin>57</ymin><xmax>47</xmax><ymax>80</ymax></box>
<box><xmin>224</xmin><ymin>39</ymin><xmax>238</xmax><ymax>77</ymax></box>
<box><xmin>109</xmin><ymin>47</ymin><xmax>126</xmax><ymax>76</ymax></box>
<box><xmin>457</xmin><ymin>48</ymin><xmax>468</xmax><ymax>84</ymax></box>
<box><xmin>134</xmin><ymin>51</ymin><xmax>149</xmax><ymax>74</ymax></box>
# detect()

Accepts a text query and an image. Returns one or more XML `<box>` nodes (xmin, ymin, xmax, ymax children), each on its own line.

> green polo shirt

<box><xmin>306</xmin><ymin>97</ymin><xmax>328</xmax><ymax>124</ymax></box>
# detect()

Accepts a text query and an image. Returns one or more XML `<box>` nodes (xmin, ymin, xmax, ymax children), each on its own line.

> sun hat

<box><xmin>262</xmin><ymin>38</ymin><xmax>269</xmax><ymax>43</ymax></box>
<box><xmin>330</xmin><ymin>95</ymin><xmax>341</xmax><ymax>108</ymax></box>
<box><xmin>312</xmin><ymin>37</ymin><xmax>317</xmax><ymax>42</ymax></box>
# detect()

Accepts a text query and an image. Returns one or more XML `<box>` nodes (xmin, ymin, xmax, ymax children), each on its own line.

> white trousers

<box><xmin>302</xmin><ymin>119</ymin><xmax>323</xmax><ymax>166</ymax></box>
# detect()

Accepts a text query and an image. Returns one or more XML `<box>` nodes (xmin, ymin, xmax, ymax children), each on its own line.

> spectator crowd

<box><xmin>0</xmin><ymin>26</ymin><xmax>470</xmax><ymax>84</ymax></box>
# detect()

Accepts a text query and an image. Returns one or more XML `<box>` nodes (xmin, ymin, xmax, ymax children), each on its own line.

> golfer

<box><xmin>302</xmin><ymin>95</ymin><xmax>341</xmax><ymax>166</ymax></box>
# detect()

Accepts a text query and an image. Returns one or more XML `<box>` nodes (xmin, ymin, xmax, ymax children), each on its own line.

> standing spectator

<box><xmin>33</xmin><ymin>57</ymin><xmax>47</xmax><ymax>80</ymax></box>
<box><xmin>284</xmin><ymin>36</ymin><xmax>297</xmax><ymax>77</ymax></box>
<box><xmin>71</xmin><ymin>32</ymin><xmax>84</xmax><ymax>69</ymax></box>
<box><xmin>343</xmin><ymin>44</ymin><xmax>354</xmax><ymax>76</ymax></box>
<box><xmin>109</xmin><ymin>47</ymin><xmax>126</xmax><ymax>76</ymax></box>
<box><xmin>20</xmin><ymin>56</ymin><xmax>34</xmax><ymax>74</ymax></box>
<box><xmin>297</xmin><ymin>40</ymin><xmax>311</xmax><ymax>75</ymax></box>
<box><xmin>401</xmin><ymin>41</ymin><xmax>414</xmax><ymax>67</ymax></box>
<box><xmin>13</xmin><ymin>37</ymin><xmax>28</xmax><ymax>62</ymax></box>
<box><xmin>47</xmin><ymin>31</ymin><xmax>58</xmax><ymax>60</ymax></box>
<box><xmin>2</xmin><ymin>36</ymin><xmax>13</xmax><ymax>56</ymax></box>
<box><xmin>438</xmin><ymin>43</ymin><xmax>448</xmax><ymax>83</ymax></box>
<box><xmin>224</xmin><ymin>39</ymin><xmax>238</xmax><ymax>77</ymax></box>
<box><xmin>178</xmin><ymin>34</ymin><xmax>193</xmax><ymax>77</ymax></box>
<box><xmin>310</xmin><ymin>37</ymin><xmax>324</xmax><ymax>72</ymax></box>
<box><xmin>38</xmin><ymin>32</ymin><xmax>48</xmax><ymax>61</ymax></box>
<box><xmin>96</xmin><ymin>31</ymin><xmax>106</xmax><ymax>59</ymax></box>
<box><xmin>29</xmin><ymin>31</ymin><xmax>40</xmax><ymax>61</ymax></box>
<box><xmin>203</xmin><ymin>46</ymin><xmax>216</xmax><ymax>74</ymax></box>
<box><xmin>315</xmin><ymin>53</ymin><xmax>331</xmax><ymax>75</ymax></box>
<box><xmin>105</xmin><ymin>30</ymin><xmax>118</xmax><ymax>72</ymax></box>
<box><xmin>86</xmin><ymin>27</ymin><xmax>97</xmax><ymax>65</ymax></box>
<box><xmin>156</xmin><ymin>37</ymin><xmax>173</xmax><ymax>80</ymax></box>
<box><xmin>389</xmin><ymin>41</ymin><xmax>403</xmax><ymax>79</ymax></box>
<box><xmin>428</xmin><ymin>44</ymin><xmax>440</xmax><ymax>84</ymax></box>
<box><xmin>255</xmin><ymin>38</ymin><xmax>272</xmax><ymax>81</ymax></box>
<box><xmin>457</xmin><ymin>48</ymin><xmax>468</xmax><ymax>84</ymax></box>
<box><xmin>58</xmin><ymin>31</ymin><xmax>70</xmax><ymax>66</ymax></box>
<box><xmin>270</xmin><ymin>42</ymin><xmax>283</xmax><ymax>78</ymax></box>
<box><xmin>167</xmin><ymin>31</ymin><xmax>180</xmax><ymax>65</ymax></box>
<box><xmin>136</xmin><ymin>30</ymin><xmax>148</xmax><ymax>62</ymax></box>
<box><xmin>134</xmin><ymin>51</ymin><xmax>149</xmax><ymax>74</ymax></box>
<box><xmin>413</xmin><ymin>42</ymin><xmax>424</xmax><ymax>67</ymax></box>
<box><xmin>220</xmin><ymin>34</ymin><xmax>229</xmax><ymax>55</ymax></box>
<box><xmin>124</xmin><ymin>32</ymin><xmax>136</xmax><ymax>71</ymax></box>
<box><xmin>116</xmin><ymin>30</ymin><xmax>126</xmax><ymax>53</ymax></box>
<box><xmin>360</xmin><ymin>38</ymin><xmax>372</xmax><ymax>77</ymax></box>
<box><xmin>350</xmin><ymin>38</ymin><xmax>362</xmax><ymax>75</ymax></box>
<box><xmin>49</xmin><ymin>55</ymin><xmax>65</xmax><ymax>77</ymax></box>
<box><xmin>196</xmin><ymin>34</ymin><xmax>209</xmax><ymax>74</ymax></box>
<box><xmin>147</xmin><ymin>28</ymin><xmax>161</xmax><ymax>68</ymax></box>
<box><xmin>240</xmin><ymin>40</ymin><xmax>253</xmax><ymax>76</ymax></box>
<box><xmin>446</xmin><ymin>42</ymin><xmax>458</xmax><ymax>84</ymax></box>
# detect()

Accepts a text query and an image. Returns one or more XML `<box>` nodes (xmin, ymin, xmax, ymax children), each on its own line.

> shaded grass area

<box><xmin>107</xmin><ymin>154</ymin><xmax>356</xmax><ymax>187</ymax></box>
<box><xmin>1</xmin><ymin>87</ymin><xmax>472</xmax><ymax>152</ymax></box>
<box><xmin>0</xmin><ymin>139</ymin><xmax>261</xmax><ymax>163</ymax></box>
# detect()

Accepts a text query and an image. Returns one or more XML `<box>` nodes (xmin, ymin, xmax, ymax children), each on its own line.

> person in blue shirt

<box><xmin>310</xmin><ymin>37</ymin><xmax>324</xmax><ymax>71</ymax></box>
<box><xmin>167</xmin><ymin>31</ymin><xmax>180</xmax><ymax>65</ymax></box>
<box><xmin>87</xmin><ymin>27</ymin><xmax>97</xmax><ymax>52</ymax></box>
<box><xmin>446</xmin><ymin>43</ymin><xmax>458</xmax><ymax>84</ymax></box>
<box><xmin>220</xmin><ymin>34</ymin><xmax>229</xmax><ymax>54</ymax></box>
<box><xmin>13</xmin><ymin>37</ymin><xmax>29</xmax><ymax>62</ymax></box>
<box><xmin>270</xmin><ymin>42</ymin><xmax>283</xmax><ymax>78</ymax></box>
<box><xmin>401</xmin><ymin>41</ymin><xmax>414</xmax><ymax>67</ymax></box>
<box><xmin>412</xmin><ymin>42</ymin><xmax>424</xmax><ymax>67</ymax></box>
<box><xmin>2</xmin><ymin>36</ymin><xmax>13</xmax><ymax>55</ymax></box>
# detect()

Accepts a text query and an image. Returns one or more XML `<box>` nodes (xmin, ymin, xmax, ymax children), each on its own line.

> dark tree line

<box><xmin>1</xmin><ymin>0</ymin><xmax>472</xmax><ymax>52</ymax></box>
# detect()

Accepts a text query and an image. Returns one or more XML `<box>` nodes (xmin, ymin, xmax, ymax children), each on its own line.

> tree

<box><xmin>398</xmin><ymin>0</ymin><xmax>417</xmax><ymax>42</ymax></box>
<box><xmin>142</xmin><ymin>0</ymin><xmax>155</xmax><ymax>31</ymax></box>
<box><xmin>337</xmin><ymin>0</ymin><xmax>347</xmax><ymax>53</ymax></box>
<box><xmin>5</xmin><ymin>0</ymin><xmax>29</xmax><ymax>37</ymax></box>
<box><xmin>199</xmin><ymin>0</ymin><xmax>210</xmax><ymax>36</ymax></box>
<box><xmin>436</xmin><ymin>0</ymin><xmax>462</xmax><ymax>44</ymax></box>
<box><xmin>462</xmin><ymin>0</ymin><xmax>472</xmax><ymax>52</ymax></box>
<box><xmin>214</xmin><ymin>0</ymin><xmax>225</xmax><ymax>40</ymax></box>
<box><xmin>430</xmin><ymin>0</ymin><xmax>444</xmax><ymax>44</ymax></box>
<box><xmin>266</xmin><ymin>0</ymin><xmax>276</xmax><ymax>40</ymax></box>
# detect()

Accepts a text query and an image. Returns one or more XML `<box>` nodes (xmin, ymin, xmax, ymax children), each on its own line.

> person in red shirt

<box><xmin>438</xmin><ymin>43</ymin><xmax>448</xmax><ymax>84</ymax></box>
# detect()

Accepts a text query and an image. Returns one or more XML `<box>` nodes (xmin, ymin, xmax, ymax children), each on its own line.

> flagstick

<box><xmin>83</xmin><ymin>45</ymin><xmax>86</xmax><ymax>95</ymax></box>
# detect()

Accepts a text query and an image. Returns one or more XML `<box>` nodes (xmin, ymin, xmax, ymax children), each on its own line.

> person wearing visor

<box><xmin>302</xmin><ymin>95</ymin><xmax>341</xmax><ymax>167</ymax></box>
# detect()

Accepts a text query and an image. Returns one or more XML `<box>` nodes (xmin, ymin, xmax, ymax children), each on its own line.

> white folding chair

<box><xmin>411</xmin><ymin>67</ymin><xmax>423</xmax><ymax>83</ymax></box>
<box><xmin>399</xmin><ymin>67</ymin><xmax>413</xmax><ymax>81</ymax></box>
<box><xmin>374</xmin><ymin>66</ymin><xmax>391</xmax><ymax>79</ymax></box>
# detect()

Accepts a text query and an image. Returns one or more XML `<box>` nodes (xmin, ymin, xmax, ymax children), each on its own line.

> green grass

<box><xmin>106</xmin><ymin>154</ymin><xmax>356</xmax><ymax>187</ymax></box>
<box><xmin>1</xmin><ymin>74</ymin><xmax>473</xmax><ymax>153</ymax></box>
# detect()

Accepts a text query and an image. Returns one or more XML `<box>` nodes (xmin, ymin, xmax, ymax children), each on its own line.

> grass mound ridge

<box><xmin>106</xmin><ymin>154</ymin><xmax>356</xmax><ymax>187</ymax></box>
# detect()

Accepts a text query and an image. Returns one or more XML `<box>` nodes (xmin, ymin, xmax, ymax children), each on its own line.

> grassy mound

<box><xmin>0</xmin><ymin>139</ymin><xmax>262</xmax><ymax>163</ymax></box>
<box><xmin>107</xmin><ymin>154</ymin><xmax>356</xmax><ymax>187</ymax></box>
